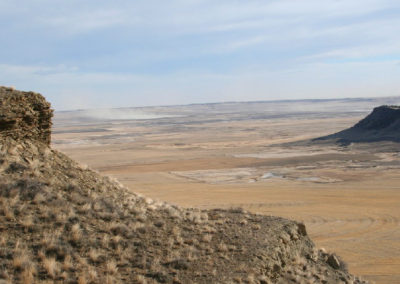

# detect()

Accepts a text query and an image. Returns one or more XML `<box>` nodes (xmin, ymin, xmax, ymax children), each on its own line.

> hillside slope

<box><xmin>0</xmin><ymin>87</ymin><xmax>365</xmax><ymax>283</ymax></box>
<box><xmin>315</xmin><ymin>105</ymin><xmax>400</xmax><ymax>145</ymax></box>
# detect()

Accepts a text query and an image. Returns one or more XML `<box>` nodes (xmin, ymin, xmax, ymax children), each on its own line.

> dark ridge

<box><xmin>314</xmin><ymin>105</ymin><xmax>400</xmax><ymax>145</ymax></box>
<box><xmin>353</xmin><ymin>105</ymin><xmax>400</xmax><ymax>130</ymax></box>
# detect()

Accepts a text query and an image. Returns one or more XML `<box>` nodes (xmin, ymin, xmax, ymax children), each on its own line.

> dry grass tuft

<box><xmin>88</xmin><ymin>249</ymin><xmax>101</xmax><ymax>263</ymax></box>
<box><xmin>21</xmin><ymin>263</ymin><xmax>37</xmax><ymax>284</ymax></box>
<box><xmin>70</xmin><ymin>223</ymin><xmax>82</xmax><ymax>243</ymax></box>
<box><xmin>106</xmin><ymin>260</ymin><xmax>118</xmax><ymax>275</ymax></box>
<box><xmin>105</xmin><ymin>275</ymin><xmax>117</xmax><ymax>284</ymax></box>
<box><xmin>20</xmin><ymin>215</ymin><xmax>34</xmax><ymax>231</ymax></box>
<box><xmin>134</xmin><ymin>274</ymin><xmax>147</xmax><ymax>284</ymax></box>
<box><xmin>77</xmin><ymin>275</ymin><xmax>87</xmax><ymax>284</ymax></box>
<box><xmin>63</xmin><ymin>255</ymin><xmax>73</xmax><ymax>271</ymax></box>
<box><xmin>3</xmin><ymin>205</ymin><xmax>14</xmax><ymax>221</ymax></box>
<box><xmin>217</xmin><ymin>242</ymin><xmax>228</xmax><ymax>252</ymax></box>
<box><xmin>0</xmin><ymin>236</ymin><xmax>6</xmax><ymax>246</ymax></box>
<box><xmin>88</xmin><ymin>267</ymin><xmax>98</xmax><ymax>282</ymax></box>
<box><xmin>42</xmin><ymin>257</ymin><xmax>58</xmax><ymax>279</ymax></box>
<box><xmin>13</xmin><ymin>252</ymin><xmax>30</xmax><ymax>270</ymax></box>
<box><xmin>201</xmin><ymin>234</ymin><xmax>212</xmax><ymax>243</ymax></box>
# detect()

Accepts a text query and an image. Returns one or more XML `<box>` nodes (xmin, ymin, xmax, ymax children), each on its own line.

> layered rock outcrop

<box><xmin>0</xmin><ymin>86</ymin><xmax>53</xmax><ymax>145</ymax></box>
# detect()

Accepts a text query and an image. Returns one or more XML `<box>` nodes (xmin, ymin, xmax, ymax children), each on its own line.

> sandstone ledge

<box><xmin>0</xmin><ymin>86</ymin><xmax>53</xmax><ymax>145</ymax></box>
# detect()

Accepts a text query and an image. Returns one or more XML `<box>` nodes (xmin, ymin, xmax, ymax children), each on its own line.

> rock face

<box><xmin>0</xmin><ymin>87</ymin><xmax>366</xmax><ymax>283</ymax></box>
<box><xmin>315</xmin><ymin>105</ymin><xmax>400</xmax><ymax>145</ymax></box>
<box><xmin>0</xmin><ymin>87</ymin><xmax>53</xmax><ymax>145</ymax></box>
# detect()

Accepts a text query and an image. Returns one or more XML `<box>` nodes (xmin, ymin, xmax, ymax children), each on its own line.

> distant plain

<box><xmin>53</xmin><ymin>98</ymin><xmax>400</xmax><ymax>283</ymax></box>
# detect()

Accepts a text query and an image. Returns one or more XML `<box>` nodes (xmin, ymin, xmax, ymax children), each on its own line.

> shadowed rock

<box><xmin>314</xmin><ymin>105</ymin><xmax>400</xmax><ymax>145</ymax></box>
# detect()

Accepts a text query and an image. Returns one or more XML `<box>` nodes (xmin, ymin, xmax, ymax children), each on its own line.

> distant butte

<box><xmin>314</xmin><ymin>105</ymin><xmax>400</xmax><ymax>145</ymax></box>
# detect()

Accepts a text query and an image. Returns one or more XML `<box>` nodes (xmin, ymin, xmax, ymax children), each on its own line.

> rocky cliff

<box><xmin>315</xmin><ymin>105</ymin><xmax>400</xmax><ymax>145</ymax></box>
<box><xmin>0</xmin><ymin>87</ymin><xmax>53</xmax><ymax>145</ymax></box>
<box><xmin>0</xmin><ymin>87</ymin><xmax>366</xmax><ymax>283</ymax></box>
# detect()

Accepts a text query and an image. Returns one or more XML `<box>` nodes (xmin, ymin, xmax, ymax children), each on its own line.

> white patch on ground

<box><xmin>77</xmin><ymin>109</ymin><xmax>182</xmax><ymax>121</ymax></box>
<box><xmin>234</xmin><ymin>148</ymin><xmax>340</xmax><ymax>159</ymax></box>
<box><xmin>261</xmin><ymin>172</ymin><xmax>283</xmax><ymax>179</ymax></box>
<box><xmin>296</xmin><ymin>166</ymin><xmax>317</xmax><ymax>170</ymax></box>
<box><xmin>171</xmin><ymin>168</ymin><xmax>257</xmax><ymax>184</ymax></box>
<box><xmin>296</xmin><ymin>176</ymin><xmax>341</xmax><ymax>183</ymax></box>
<box><xmin>171</xmin><ymin>167</ymin><xmax>341</xmax><ymax>184</ymax></box>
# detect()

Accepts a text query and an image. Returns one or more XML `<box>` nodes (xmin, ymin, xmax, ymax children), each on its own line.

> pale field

<box><xmin>53</xmin><ymin>100</ymin><xmax>400</xmax><ymax>283</ymax></box>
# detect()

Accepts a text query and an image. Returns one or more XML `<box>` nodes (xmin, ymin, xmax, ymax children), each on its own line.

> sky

<box><xmin>1</xmin><ymin>0</ymin><xmax>400</xmax><ymax>110</ymax></box>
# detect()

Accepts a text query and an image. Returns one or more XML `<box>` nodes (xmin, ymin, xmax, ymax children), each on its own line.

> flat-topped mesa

<box><xmin>0</xmin><ymin>86</ymin><xmax>53</xmax><ymax>145</ymax></box>
<box><xmin>314</xmin><ymin>105</ymin><xmax>400</xmax><ymax>144</ymax></box>
<box><xmin>353</xmin><ymin>105</ymin><xmax>400</xmax><ymax>131</ymax></box>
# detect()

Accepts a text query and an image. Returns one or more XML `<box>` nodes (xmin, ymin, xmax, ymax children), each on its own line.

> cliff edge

<box><xmin>0</xmin><ymin>87</ymin><xmax>366</xmax><ymax>283</ymax></box>
<box><xmin>0</xmin><ymin>87</ymin><xmax>53</xmax><ymax>145</ymax></box>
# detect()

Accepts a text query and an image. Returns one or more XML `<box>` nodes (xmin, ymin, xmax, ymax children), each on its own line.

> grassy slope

<box><xmin>0</xmin><ymin>136</ymin><xmax>364</xmax><ymax>283</ymax></box>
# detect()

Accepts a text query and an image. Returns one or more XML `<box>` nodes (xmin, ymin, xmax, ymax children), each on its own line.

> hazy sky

<box><xmin>1</xmin><ymin>0</ymin><xmax>400</xmax><ymax>110</ymax></box>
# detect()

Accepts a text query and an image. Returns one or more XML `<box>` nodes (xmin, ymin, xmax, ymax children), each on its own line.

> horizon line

<box><xmin>55</xmin><ymin>94</ymin><xmax>400</xmax><ymax>113</ymax></box>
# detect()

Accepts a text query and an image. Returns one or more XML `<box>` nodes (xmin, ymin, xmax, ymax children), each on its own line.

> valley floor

<box><xmin>53</xmin><ymin>100</ymin><xmax>400</xmax><ymax>283</ymax></box>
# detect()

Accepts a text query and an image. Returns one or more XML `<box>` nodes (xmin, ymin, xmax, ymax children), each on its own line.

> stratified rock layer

<box><xmin>0</xmin><ymin>87</ymin><xmax>53</xmax><ymax>145</ymax></box>
<box><xmin>315</xmin><ymin>105</ymin><xmax>400</xmax><ymax>145</ymax></box>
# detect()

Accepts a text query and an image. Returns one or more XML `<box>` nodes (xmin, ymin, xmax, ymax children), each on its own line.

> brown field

<box><xmin>53</xmin><ymin>99</ymin><xmax>400</xmax><ymax>283</ymax></box>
